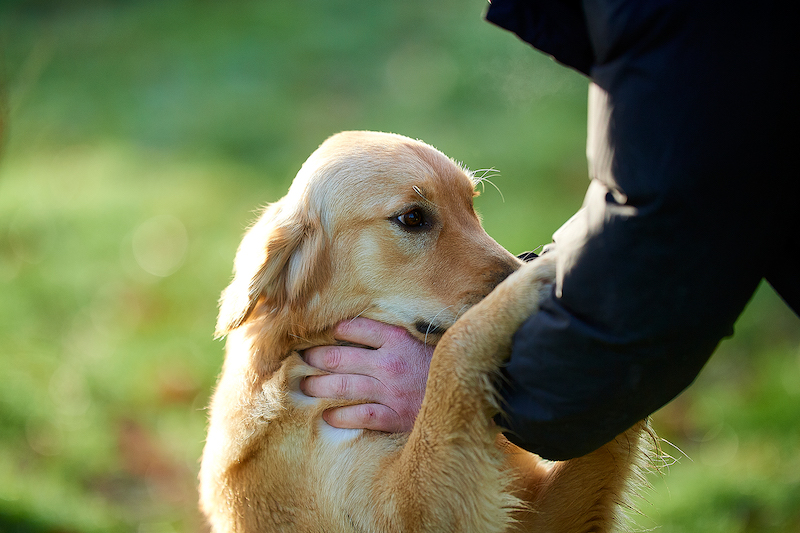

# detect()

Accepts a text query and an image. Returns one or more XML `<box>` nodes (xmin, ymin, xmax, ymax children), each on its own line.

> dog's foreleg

<box><xmin>504</xmin><ymin>421</ymin><xmax>651</xmax><ymax>533</ymax></box>
<box><xmin>375</xmin><ymin>257</ymin><xmax>557</xmax><ymax>532</ymax></box>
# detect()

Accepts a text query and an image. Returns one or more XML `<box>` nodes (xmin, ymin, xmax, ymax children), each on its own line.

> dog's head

<box><xmin>216</xmin><ymin>131</ymin><xmax>521</xmax><ymax>344</ymax></box>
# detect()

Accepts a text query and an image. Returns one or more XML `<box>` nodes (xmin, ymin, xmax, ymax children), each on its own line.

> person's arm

<box><xmin>300</xmin><ymin>318</ymin><xmax>434</xmax><ymax>433</ymax></box>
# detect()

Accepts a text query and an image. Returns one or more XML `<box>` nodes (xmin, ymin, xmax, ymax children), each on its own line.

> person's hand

<box><xmin>300</xmin><ymin>318</ymin><xmax>434</xmax><ymax>433</ymax></box>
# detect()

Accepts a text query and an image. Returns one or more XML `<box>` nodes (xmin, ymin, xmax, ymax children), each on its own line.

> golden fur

<box><xmin>199</xmin><ymin>131</ymin><xmax>649</xmax><ymax>532</ymax></box>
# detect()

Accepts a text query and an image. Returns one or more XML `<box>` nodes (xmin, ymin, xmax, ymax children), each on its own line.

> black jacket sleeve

<box><xmin>488</xmin><ymin>0</ymin><xmax>799</xmax><ymax>460</ymax></box>
<box><xmin>486</xmin><ymin>0</ymin><xmax>594</xmax><ymax>75</ymax></box>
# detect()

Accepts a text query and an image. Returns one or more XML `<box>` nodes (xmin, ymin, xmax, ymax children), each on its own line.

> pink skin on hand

<box><xmin>300</xmin><ymin>318</ymin><xmax>434</xmax><ymax>433</ymax></box>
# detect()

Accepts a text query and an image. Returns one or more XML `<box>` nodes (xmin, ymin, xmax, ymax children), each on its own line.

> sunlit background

<box><xmin>1</xmin><ymin>1</ymin><xmax>798</xmax><ymax>532</ymax></box>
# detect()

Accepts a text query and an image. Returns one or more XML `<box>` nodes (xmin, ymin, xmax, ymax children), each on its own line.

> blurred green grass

<box><xmin>0</xmin><ymin>1</ymin><xmax>798</xmax><ymax>532</ymax></box>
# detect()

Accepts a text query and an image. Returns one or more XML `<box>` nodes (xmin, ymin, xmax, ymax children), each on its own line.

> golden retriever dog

<box><xmin>199</xmin><ymin>131</ymin><xmax>650</xmax><ymax>532</ymax></box>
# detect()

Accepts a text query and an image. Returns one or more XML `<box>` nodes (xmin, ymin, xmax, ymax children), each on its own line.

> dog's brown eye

<box><xmin>397</xmin><ymin>209</ymin><xmax>425</xmax><ymax>228</ymax></box>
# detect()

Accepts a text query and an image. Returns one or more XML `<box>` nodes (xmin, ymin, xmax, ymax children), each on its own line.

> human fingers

<box><xmin>322</xmin><ymin>404</ymin><xmax>406</xmax><ymax>433</ymax></box>
<box><xmin>300</xmin><ymin>373</ymin><xmax>382</xmax><ymax>403</ymax></box>
<box><xmin>301</xmin><ymin>319</ymin><xmax>434</xmax><ymax>434</ymax></box>
<box><xmin>333</xmin><ymin>318</ymin><xmax>409</xmax><ymax>349</ymax></box>
<box><xmin>303</xmin><ymin>344</ymin><xmax>380</xmax><ymax>375</ymax></box>
<box><xmin>304</xmin><ymin>322</ymin><xmax>434</xmax><ymax>383</ymax></box>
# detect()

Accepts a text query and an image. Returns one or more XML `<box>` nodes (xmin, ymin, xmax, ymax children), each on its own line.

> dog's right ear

<box><xmin>214</xmin><ymin>201</ymin><xmax>316</xmax><ymax>338</ymax></box>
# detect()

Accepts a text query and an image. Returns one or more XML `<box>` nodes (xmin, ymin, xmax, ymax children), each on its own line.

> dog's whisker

<box><xmin>471</xmin><ymin>168</ymin><xmax>505</xmax><ymax>203</ymax></box>
<box><xmin>424</xmin><ymin>305</ymin><xmax>457</xmax><ymax>345</ymax></box>
<box><xmin>412</xmin><ymin>185</ymin><xmax>437</xmax><ymax>207</ymax></box>
<box><xmin>288</xmin><ymin>333</ymin><xmax>312</xmax><ymax>343</ymax></box>
<box><xmin>347</xmin><ymin>306</ymin><xmax>372</xmax><ymax>325</ymax></box>
<box><xmin>432</xmin><ymin>305</ymin><xmax>454</xmax><ymax>320</ymax></box>
<box><xmin>472</xmin><ymin>168</ymin><xmax>501</xmax><ymax>185</ymax></box>
<box><xmin>425</xmin><ymin>319</ymin><xmax>438</xmax><ymax>346</ymax></box>
<box><xmin>455</xmin><ymin>303</ymin><xmax>470</xmax><ymax>321</ymax></box>
<box><xmin>480</xmin><ymin>178</ymin><xmax>505</xmax><ymax>203</ymax></box>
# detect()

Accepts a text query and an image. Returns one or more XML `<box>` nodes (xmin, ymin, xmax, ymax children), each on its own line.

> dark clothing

<box><xmin>488</xmin><ymin>0</ymin><xmax>799</xmax><ymax>460</ymax></box>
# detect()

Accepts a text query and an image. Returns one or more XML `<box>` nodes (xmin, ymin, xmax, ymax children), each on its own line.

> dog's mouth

<box><xmin>414</xmin><ymin>321</ymin><xmax>448</xmax><ymax>337</ymax></box>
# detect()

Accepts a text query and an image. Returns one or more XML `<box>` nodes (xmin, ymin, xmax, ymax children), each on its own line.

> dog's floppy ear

<box><xmin>215</xmin><ymin>201</ymin><xmax>327</xmax><ymax>338</ymax></box>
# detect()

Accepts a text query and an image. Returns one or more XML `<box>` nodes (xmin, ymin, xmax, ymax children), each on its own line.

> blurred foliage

<box><xmin>0</xmin><ymin>1</ymin><xmax>798</xmax><ymax>532</ymax></box>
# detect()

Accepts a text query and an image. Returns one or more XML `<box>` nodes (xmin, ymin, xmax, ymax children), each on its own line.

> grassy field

<box><xmin>1</xmin><ymin>1</ymin><xmax>798</xmax><ymax>532</ymax></box>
